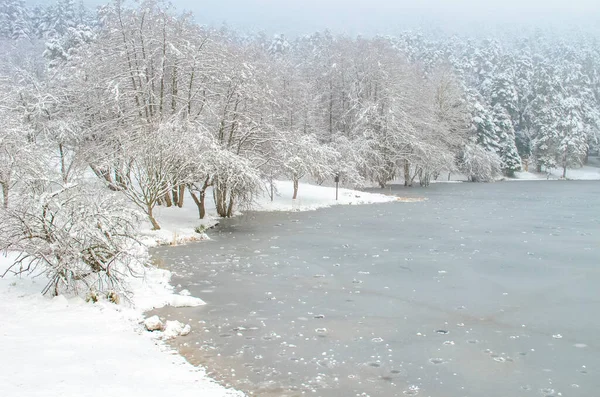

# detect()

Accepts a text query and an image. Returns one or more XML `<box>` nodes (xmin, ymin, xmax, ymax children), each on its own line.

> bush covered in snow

<box><xmin>0</xmin><ymin>182</ymin><xmax>144</xmax><ymax>297</ymax></box>
<box><xmin>458</xmin><ymin>143</ymin><xmax>502</xmax><ymax>182</ymax></box>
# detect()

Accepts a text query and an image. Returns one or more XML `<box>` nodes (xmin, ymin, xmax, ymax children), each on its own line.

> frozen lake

<box><xmin>151</xmin><ymin>181</ymin><xmax>600</xmax><ymax>397</ymax></box>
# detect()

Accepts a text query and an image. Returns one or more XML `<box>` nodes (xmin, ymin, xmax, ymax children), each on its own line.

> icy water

<box><xmin>150</xmin><ymin>181</ymin><xmax>600</xmax><ymax>397</ymax></box>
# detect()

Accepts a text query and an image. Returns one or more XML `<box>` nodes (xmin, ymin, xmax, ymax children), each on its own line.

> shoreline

<box><xmin>0</xmin><ymin>181</ymin><xmax>395</xmax><ymax>397</ymax></box>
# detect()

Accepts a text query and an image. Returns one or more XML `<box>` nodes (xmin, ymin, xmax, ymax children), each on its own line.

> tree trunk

<box><xmin>163</xmin><ymin>190</ymin><xmax>173</xmax><ymax>207</ymax></box>
<box><xmin>147</xmin><ymin>205</ymin><xmax>161</xmax><ymax>230</ymax></box>
<box><xmin>1</xmin><ymin>181</ymin><xmax>8</xmax><ymax>209</ymax></box>
<box><xmin>411</xmin><ymin>169</ymin><xmax>420</xmax><ymax>185</ymax></box>
<box><xmin>177</xmin><ymin>185</ymin><xmax>185</xmax><ymax>207</ymax></box>
<box><xmin>562</xmin><ymin>146</ymin><xmax>568</xmax><ymax>179</ymax></box>
<box><xmin>171</xmin><ymin>186</ymin><xmax>179</xmax><ymax>208</ymax></box>
<box><xmin>59</xmin><ymin>143</ymin><xmax>67</xmax><ymax>183</ymax></box>
<box><xmin>292</xmin><ymin>178</ymin><xmax>299</xmax><ymax>200</ymax></box>
<box><xmin>226</xmin><ymin>195</ymin><xmax>234</xmax><ymax>218</ymax></box>
<box><xmin>404</xmin><ymin>160</ymin><xmax>411</xmax><ymax>187</ymax></box>
<box><xmin>419</xmin><ymin>169</ymin><xmax>425</xmax><ymax>187</ymax></box>
<box><xmin>190</xmin><ymin>190</ymin><xmax>207</xmax><ymax>219</ymax></box>
<box><xmin>214</xmin><ymin>182</ymin><xmax>228</xmax><ymax>217</ymax></box>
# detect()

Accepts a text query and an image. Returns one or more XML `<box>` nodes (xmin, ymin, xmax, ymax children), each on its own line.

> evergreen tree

<box><xmin>267</xmin><ymin>34</ymin><xmax>289</xmax><ymax>56</ymax></box>
<box><xmin>490</xmin><ymin>70</ymin><xmax>518</xmax><ymax>120</ymax></box>
<box><xmin>469</xmin><ymin>91</ymin><xmax>497</xmax><ymax>152</ymax></box>
<box><xmin>0</xmin><ymin>0</ymin><xmax>32</xmax><ymax>40</ymax></box>
<box><xmin>556</xmin><ymin>96</ymin><xmax>588</xmax><ymax>178</ymax></box>
<box><xmin>492</xmin><ymin>104</ymin><xmax>521</xmax><ymax>176</ymax></box>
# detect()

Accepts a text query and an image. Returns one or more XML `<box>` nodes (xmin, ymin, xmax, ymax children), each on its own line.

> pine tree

<box><xmin>490</xmin><ymin>70</ymin><xmax>518</xmax><ymax>120</ymax></box>
<box><xmin>37</xmin><ymin>0</ymin><xmax>77</xmax><ymax>38</ymax></box>
<box><xmin>492</xmin><ymin>104</ymin><xmax>521</xmax><ymax>176</ymax></box>
<box><xmin>528</xmin><ymin>57</ymin><xmax>562</xmax><ymax>171</ymax></box>
<box><xmin>469</xmin><ymin>91</ymin><xmax>497</xmax><ymax>152</ymax></box>
<box><xmin>556</xmin><ymin>96</ymin><xmax>588</xmax><ymax>178</ymax></box>
<box><xmin>0</xmin><ymin>0</ymin><xmax>32</xmax><ymax>40</ymax></box>
<box><xmin>513</xmin><ymin>51</ymin><xmax>535</xmax><ymax>158</ymax></box>
<box><xmin>268</xmin><ymin>34</ymin><xmax>289</xmax><ymax>56</ymax></box>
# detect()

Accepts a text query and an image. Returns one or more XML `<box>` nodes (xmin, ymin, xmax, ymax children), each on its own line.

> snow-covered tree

<box><xmin>116</xmin><ymin>121</ymin><xmax>196</xmax><ymax>230</ymax></box>
<box><xmin>556</xmin><ymin>96</ymin><xmax>588</xmax><ymax>178</ymax></box>
<box><xmin>0</xmin><ymin>182</ymin><xmax>142</xmax><ymax>297</ymax></box>
<box><xmin>458</xmin><ymin>142</ymin><xmax>502</xmax><ymax>182</ymax></box>
<box><xmin>280</xmin><ymin>134</ymin><xmax>338</xmax><ymax>199</ymax></box>
<box><xmin>0</xmin><ymin>0</ymin><xmax>32</xmax><ymax>40</ymax></box>
<box><xmin>268</xmin><ymin>34</ymin><xmax>289</xmax><ymax>56</ymax></box>
<box><xmin>492</xmin><ymin>104</ymin><xmax>521</xmax><ymax>176</ymax></box>
<box><xmin>469</xmin><ymin>93</ymin><xmax>498</xmax><ymax>153</ymax></box>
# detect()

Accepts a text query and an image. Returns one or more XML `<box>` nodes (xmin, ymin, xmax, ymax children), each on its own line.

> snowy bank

<box><xmin>0</xmin><ymin>180</ymin><xmax>399</xmax><ymax>397</ymax></box>
<box><xmin>139</xmin><ymin>180</ymin><xmax>397</xmax><ymax>246</ymax></box>
<box><xmin>548</xmin><ymin>165</ymin><xmax>600</xmax><ymax>180</ymax></box>
<box><xmin>138</xmin><ymin>204</ymin><xmax>218</xmax><ymax>247</ymax></box>
<box><xmin>0</xmin><ymin>253</ymin><xmax>243</xmax><ymax>397</ymax></box>
<box><xmin>254</xmin><ymin>180</ymin><xmax>396</xmax><ymax>212</ymax></box>
<box><xmin>511</xmin><ymin>166</ymin><xmax>600</xmax><ymax>181</ymax></box>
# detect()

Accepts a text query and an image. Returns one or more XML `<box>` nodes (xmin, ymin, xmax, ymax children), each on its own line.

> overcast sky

<box><xmin>62</xmin><ymin>0</ymin><xmax>600</xmax><ymax>36</ymax></box>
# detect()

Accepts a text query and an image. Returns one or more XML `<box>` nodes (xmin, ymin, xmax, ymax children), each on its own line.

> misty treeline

<box><xmin>0</xmin><ymin>0</ymin><xmax>599</xmax><ymax>295</ymax></box>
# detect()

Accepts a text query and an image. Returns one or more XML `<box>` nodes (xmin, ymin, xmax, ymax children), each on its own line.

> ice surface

<box><xmin>151</xmin><ymin>181</ymin><xmax>600</xmax><ymax>397</ymax></box>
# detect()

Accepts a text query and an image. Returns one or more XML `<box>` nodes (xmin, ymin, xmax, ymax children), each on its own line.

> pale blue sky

<box><xmin>32</xmin><ymin>0</ymin><xmax>600</xmax><ymax>36</ymax></box>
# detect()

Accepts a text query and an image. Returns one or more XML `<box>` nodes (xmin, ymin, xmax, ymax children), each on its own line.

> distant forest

<box><xmin>1</xmin><ymin>0</ymin><xmax>600</xmax><ymax>217</ymax></box>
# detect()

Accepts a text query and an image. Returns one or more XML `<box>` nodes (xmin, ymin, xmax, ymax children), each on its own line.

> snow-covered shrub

<box><xmin>0</xmin><ymin>182</ymin><xmax>144</xmax><ymax>297</ymax></box>
<box><xmin>458</xmin><ymin>143</ymin><xmax>502</xmax><ymax>182</ymax></box>
<box><xmin>212</xmin><ymin>151</ymin><xmax>263</xmax><ymax>218</ymax></box>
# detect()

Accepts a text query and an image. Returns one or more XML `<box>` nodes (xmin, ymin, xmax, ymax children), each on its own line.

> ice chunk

<box><xmin>144</xmin><ymin>315</ymin><xmax>164</xmax><ymax>332</ymax></box>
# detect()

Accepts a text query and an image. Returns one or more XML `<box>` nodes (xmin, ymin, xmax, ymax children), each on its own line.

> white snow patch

<box><xmin>163</xmin><ymin>320</ymin><xmax>192</xmax><ymax>339</ymax></box>
<box><xmin>549</xmin><ymin>165</ymin><xmax>600</xmax><ymax>180</ymax></box>
<box><xmin>144</xmin><ymin>315</ymin><xmax>164</xmax><ymax>331</ymax></box>
<box><xmin>254</xmin><ymin>180</ymin><xmax>396</xmax><ymax>212</ymax></box>
<box><xmin>170</xmin><ymin>294</ymin><xmax>206</xmax><ymax>308</ymax></box>
<box><xmin>511</xmin><ymin>163</ymin><xmax>600</xmax><ymax>181</ymax></box>
<box><xmin>0</xmin><ymin>253</ymin><xmax>243</xmax><ymax>397</ymax></box>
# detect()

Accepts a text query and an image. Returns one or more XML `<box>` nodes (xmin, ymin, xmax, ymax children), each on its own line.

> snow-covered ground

<box><xmin>512</xmin><ymin>165</ymin><xmax>600</xmax><ymax>181</ymax></box>
<box><xmin>0</xmin><ymin>180</ymin><xmax>395</xmax><ymax>397</ymax></box>
<box><xmin>255</xmin><ymin>180</ymin><xmax>396</xmax><ymax>211</ymax></box>
<box><xmin>0</xmin><ymin>253</ymin><xmax>243</xmax><ymax>397</ymax></box>
<box><xmin>548</xmin><ymin>165</ymin><xmax>600</xmax><ymax>180</ymax></box>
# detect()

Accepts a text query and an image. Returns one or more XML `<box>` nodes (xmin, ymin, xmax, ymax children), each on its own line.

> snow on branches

<box><xmin>0</xmin><ymin>182</ymin><xmax>143</xmax><ymax>297</ymax></box>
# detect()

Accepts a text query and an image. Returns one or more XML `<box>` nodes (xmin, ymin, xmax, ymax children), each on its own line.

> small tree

<box><xmin>117</xmin><ymin>121</ymin><xmax>195</xmax><ymax>230</ymax></box>
<box><xmin>458</xmin><ymin>143</ymin><xmax>502</xmax><ymax>182</ymax></box>
<box><xmin>280</xmin><ymin>134</ymin><xmax>338</xmax><ymax>199</ymax></box>
<box><xmin>0</xmin><ymin>182</ymin><xmax>142</xmax><ymax>297</ymax></box>
<box><xmin>212</xmin><ymin>149</ymin><xmax>262</xmax><ymax>218</ymax></box>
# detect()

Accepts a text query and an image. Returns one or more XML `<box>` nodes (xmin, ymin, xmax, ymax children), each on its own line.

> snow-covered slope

<box><xmin>0</xmin><ymin>253</ymin><xmax>243</xmax><ymax>397</ymax></box>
